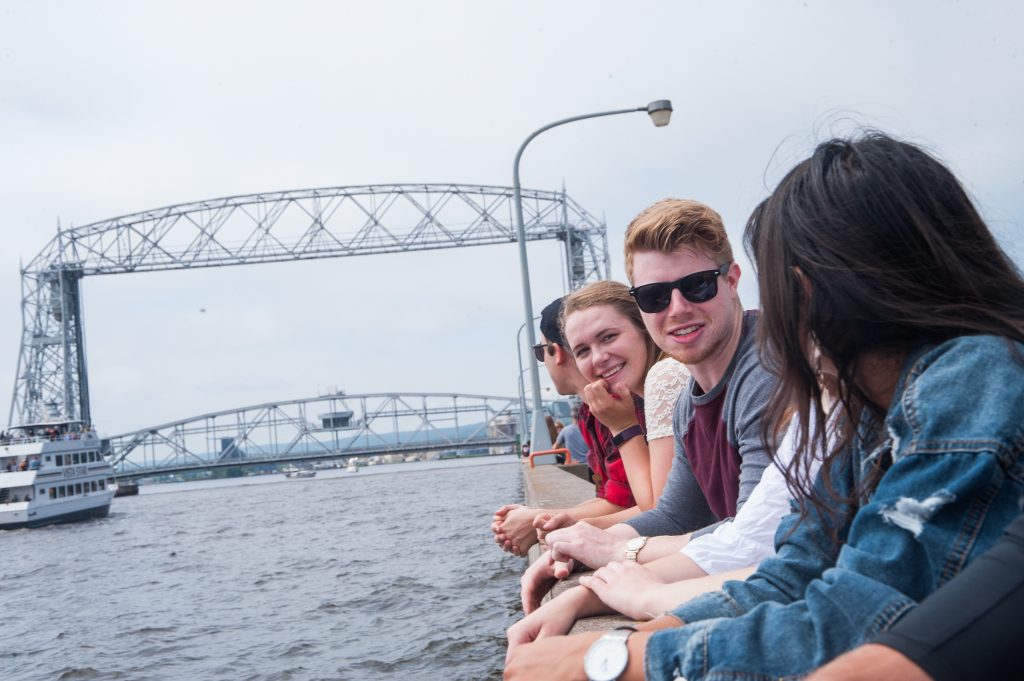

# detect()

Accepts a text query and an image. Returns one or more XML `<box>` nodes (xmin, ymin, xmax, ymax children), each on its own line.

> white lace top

<box><xmin>643</xmin><ymin>357</ymin><xmax>690</xmax><ymax>441</ymax></box>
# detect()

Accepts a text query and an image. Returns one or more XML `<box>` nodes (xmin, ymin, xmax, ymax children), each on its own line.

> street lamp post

<box><xmin>513</xmin><ymin>100</ymin><xmax>672</xmax><ymax>454</ymax></box>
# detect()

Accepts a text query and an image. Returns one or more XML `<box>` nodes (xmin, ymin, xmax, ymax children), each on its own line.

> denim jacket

<box><xmin>645</xmin><ymin>335</ymin><xmax>1024</xmax><ymax>681</ymax></box>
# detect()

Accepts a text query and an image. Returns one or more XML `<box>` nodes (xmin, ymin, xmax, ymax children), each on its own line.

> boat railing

<box><xmin>1</xmin><ymin>431</ymin><xmax>95</xmax><ymax>447</ymax></box>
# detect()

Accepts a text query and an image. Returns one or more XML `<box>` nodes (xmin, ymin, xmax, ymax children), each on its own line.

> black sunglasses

<box><xmin>628</xmin><ymin>261</ymin><xmax>731</xmax><ymax>313</ymax></box>
<box><xmin>531</xmin><ymin>342</ymin><xmax>555</xmax><ymax>362</ymax></box>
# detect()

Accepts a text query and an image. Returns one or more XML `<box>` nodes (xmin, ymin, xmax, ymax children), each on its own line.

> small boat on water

<box><xmin>345</xmin><ymin>460</ymin><xmax>358</xmax><ymax>473</ymax></box>
<box><xmin>283</xmin><ymin>466</ymin><xmax>316</xmax><ymax>479</ymax></box>
<box><xmin>0</xmin><ymin>420</ymin><xmax>116</xmax><ymax>530</ymax></box>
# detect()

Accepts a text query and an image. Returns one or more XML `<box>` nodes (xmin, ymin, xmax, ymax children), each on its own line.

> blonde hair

<box><xmin>623</xmin><ymin>199</ymin><xmax>733</xmax><ymax>282</ymax></box>
<box><xmin>559</xmin><ymin>280</ymin><xmax>660</xmax><ymax>376</ymax></box>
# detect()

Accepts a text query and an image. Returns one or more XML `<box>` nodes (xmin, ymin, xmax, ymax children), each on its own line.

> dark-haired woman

<box><xmin>504</xmin><ymin>133</ymin><xmax>1024</xmax><ymax>680</ymax></box>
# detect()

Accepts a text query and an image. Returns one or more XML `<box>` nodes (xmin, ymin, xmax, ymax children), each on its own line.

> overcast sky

<box><xmin>1</xmin><ymin>1</ymin><xmax>1021</xmax><ymax>434</ymax></box>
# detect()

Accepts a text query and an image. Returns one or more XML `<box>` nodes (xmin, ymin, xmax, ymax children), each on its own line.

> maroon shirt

<box><xmin>682</xmin><ymin>389</ymin><xmax>741</xmax><ymax>518</ymax></box>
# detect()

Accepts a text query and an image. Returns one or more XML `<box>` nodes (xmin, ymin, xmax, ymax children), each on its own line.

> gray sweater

<box><xmin>626</xmin><ymin>312</ymin><xmax>777</xmax><ymax>537</ymax></box>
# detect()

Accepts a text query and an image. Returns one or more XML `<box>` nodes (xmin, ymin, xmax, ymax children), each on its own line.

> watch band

<box><xmin>624</xmin><ymin>536</ymin><xmax>648</xmax><ymax>562</ymax></box>
<box><xmin>612</xmin><ymin>424</ymin><xmax>645</xmax><ymax>448</ymax></box>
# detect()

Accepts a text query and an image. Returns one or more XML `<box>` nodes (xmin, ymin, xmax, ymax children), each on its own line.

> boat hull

<box><xmin>0</xmin><ymin>496</ymin><xmax>112</xmax><ymax>530</ymax></box>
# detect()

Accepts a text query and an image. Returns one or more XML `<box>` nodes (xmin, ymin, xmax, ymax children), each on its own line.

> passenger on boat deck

<box><xmin>491</xmin><ymin>288</ymin><xmax>689</xmax><ymax>556</ymax></box>
<box><xmin>516</xmin><ymin>199</ymin><xmax>777</xmax><ymax>615</ymax></box>
<box><xmin>505</xmin><ymin>133</ymin><xmax>1024</xmax><ymax>681</ymax></box>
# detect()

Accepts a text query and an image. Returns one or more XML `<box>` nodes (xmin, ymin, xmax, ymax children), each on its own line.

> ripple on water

<box><xmin>1</xmin><ymin>458</ymin><xmax>521</xmax><ymax>681</ymax></box>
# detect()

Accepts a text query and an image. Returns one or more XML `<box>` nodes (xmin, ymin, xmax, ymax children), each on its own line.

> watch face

<box><xmin>583</xmin><ymin>636</ymin><xmax>629</xmax><ymax>681</ymax></box>
<box><xmin>625</xmin><ymin>537</ymin><xmax>644</xmax><ymax>551</ymax></box>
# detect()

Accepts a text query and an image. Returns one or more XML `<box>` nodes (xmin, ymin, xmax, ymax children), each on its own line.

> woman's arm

<box><xmin>643</xmin><ymin>358</ymin><xmax>690</xmax><ymax>501</ymax></box>
<box><xmin>648</xmin><ymin>435</ymin><xmax>675</xmax><ymax>502</ymax></box>
<box><xmin>494</xmin><ymin>497</ymin><xmax>624</xmax><ymax>555</ymax></box>
<box><xmin>616</xmin><ymin>434</ymin><xmax>656</xmax><ymax>509</ymax></box>
<box><xmin>582</xmin><ymin>379</ymin><xmax>657</xmax><ymax>508</ymax></box>
<box><xmin>581</xmin><ymin>560</ymin><xmax>756</xmax><ymax>620</ymax></box>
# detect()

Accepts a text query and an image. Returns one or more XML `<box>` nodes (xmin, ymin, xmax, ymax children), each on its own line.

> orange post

<box><xmin>527</xmin><ymin>448</ymin><xmax>571</xmax><ymax>469</ymax></box>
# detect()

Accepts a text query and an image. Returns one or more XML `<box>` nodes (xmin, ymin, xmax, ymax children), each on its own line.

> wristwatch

<box><xmin>624</xmin><ymin>535</ymin><xmax>648</xmax><ymax>561</ymax></box>
<box><xmin>583</xmin><ymin>626</ymin><xmax>638</xmax><ymax>681</ymax></box>
<box><xmin>611</xmin><ymin>424</ymin><xmax>645</xmax><ymax>448</ymax></box>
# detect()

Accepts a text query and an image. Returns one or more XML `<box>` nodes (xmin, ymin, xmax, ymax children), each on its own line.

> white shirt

<box><xmin>680</xmin><ymin>413</ymin><xmax>826</xmax><ymax>574</ymax></box>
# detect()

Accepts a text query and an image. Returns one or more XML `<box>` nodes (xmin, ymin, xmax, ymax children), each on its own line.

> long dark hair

<box><xmin>745</xmin><ymin>132</ymin><xmax>1024</xmax><ymax>529</ymax></box>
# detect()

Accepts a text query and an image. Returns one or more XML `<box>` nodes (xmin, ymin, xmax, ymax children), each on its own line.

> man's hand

<box><xmin>547</xmin><ymin>520</ymin><xmax>630</xmax><ymax>569</ymax></box>
<box><xmin>579</xmin><ymin>560</ymin><xmax>667</xmax><ymax>621</ymax></box>
<box><xmin>492</xmin><ymin>504</ymin><xmax>543</xmax><ymax>556</ymax></box>
<box><xmin>582</xmin><ymin>379</ymin><xmax>637</xmax><ymax>433</ymax></box>
<box><xmin>520</xmin><ymin>549</ymin><xmax>575</xmax><ymax>614</ymax></box>
<box><xmin>504</xmin><ymin>632</ymin><xmax>599</xmax><ymax>681</ymax></box>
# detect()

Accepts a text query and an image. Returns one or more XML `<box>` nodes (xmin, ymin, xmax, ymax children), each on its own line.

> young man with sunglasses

<box><xmin>514</xmin><ymin>199</ymin><xmax>778</xmax><ymax>622</ymax></box>
<box><xmin>492</xmin><ymin>296</ymin><xmax>634</xmax><ymax>557</ymax></box>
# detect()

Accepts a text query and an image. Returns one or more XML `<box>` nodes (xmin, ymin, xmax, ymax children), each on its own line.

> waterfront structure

<box><xmin>0</xmin><ymin>421</ymin><xmax>116</xmax><ymax>529</ymax></box>
<box><xmin>11</xmin><ymin>184</ymin><xmax>608</xmax><ymax>433</ymax></box>
<box><xmin>105</xmin><ymin>391</ymin><xmax>522</xmax><ymax>480</ymax></box>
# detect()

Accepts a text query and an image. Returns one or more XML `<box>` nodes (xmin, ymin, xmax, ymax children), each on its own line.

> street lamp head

<box><xmin>646</xmin><ymin>99</ymin><xmax>673</xmax><ymax>127</ymax></box>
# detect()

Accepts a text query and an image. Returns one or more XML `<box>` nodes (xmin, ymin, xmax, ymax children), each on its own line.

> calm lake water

<box><xmin>1</xmin><ymin>456</ymin><xmax>524</xmax><ymax>680</ymax></box>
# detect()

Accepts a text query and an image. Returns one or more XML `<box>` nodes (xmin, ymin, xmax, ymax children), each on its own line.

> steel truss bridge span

<box><xmin>13</xmin><ymin>183</ymin><xmax>608</xmax><ymax>427</ymax></box>
<box><xmin>105</xmin><ymin>392</ymin><xmax>521</xmax><ymax>480</ymax></box>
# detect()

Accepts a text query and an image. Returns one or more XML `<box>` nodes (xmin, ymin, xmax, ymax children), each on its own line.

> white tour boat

<box><xmin>0</xmin><ymin>421</ymin><xmax>117</xmax><ymax>530</ymax></box>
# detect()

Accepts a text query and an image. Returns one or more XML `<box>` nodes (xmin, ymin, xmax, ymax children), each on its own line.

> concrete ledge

<box><xmin>520</xmin><ymin>460</ymin><xmax>639</xmax><ymax>635</ymax></box>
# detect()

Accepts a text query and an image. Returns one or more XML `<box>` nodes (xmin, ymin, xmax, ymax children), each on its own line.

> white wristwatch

<box><xmin>583</xmin><ymin>626</ymin><xmax>637</xmax><ymax>681</ymax></box>
<box><xmin>624</xmin><ymin>535</ymin><xmax>648</xmax><ymax>561</ymax></box>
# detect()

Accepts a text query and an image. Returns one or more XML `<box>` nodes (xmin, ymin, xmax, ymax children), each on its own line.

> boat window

<box><xmin>74</xmin><ymin>483</ymin><xmax>82</xmax><ymax>495</ymax></box>
<box><xmin>56</xmin><ymin>454</ymin><xmax>63</xmax><ymax>466</ymax></box>
<box><xmin>99</xmin><ymin>479</ymin><xmax>105</xmax><ymax>490</ymax></box>
<box><xmin>72</xmin><ymin>453</ymin><xmax>79</xmax><ymax>465</ymax></box>
<box><xmin>58</xmin><ymin>486</ymin><xmax>66</xmax><ymax>498</ymax></box>
<box><xmin>49</xmin><ymin>488</ymin><xmax>56</xmax><ymax>499</ymax></box>
<box><xmin>45</xmin><ymin>455</ymin><xmax>51</xmax><ymax>462</ymax></box>
<box><xmin>92</xmin><ymin>481</ymin><xmax>98</xmax><ymax>492</ymax></box>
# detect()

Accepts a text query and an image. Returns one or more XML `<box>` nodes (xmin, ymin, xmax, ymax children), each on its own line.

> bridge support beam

<box><xmin>10</xmin><ymin>265</ymin><xmax>89</xmax><ymax>426</ymax></box>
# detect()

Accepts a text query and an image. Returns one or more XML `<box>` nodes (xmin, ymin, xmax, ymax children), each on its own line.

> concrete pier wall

<box><xmin>520</xmin><ymin>461</ymin><xmax>637</xmax><ymax>634</ymax></box>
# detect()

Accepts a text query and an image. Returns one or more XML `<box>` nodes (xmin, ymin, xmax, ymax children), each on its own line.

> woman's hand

<box><xmin>579</xmin><ymin>560</ymin><xmax>668</xmax><ymax>621</ymax></box>
<box><xmin>582</xmin><ymin>379</ymin><xmax>638</xmax><ymax>434</ymax></box>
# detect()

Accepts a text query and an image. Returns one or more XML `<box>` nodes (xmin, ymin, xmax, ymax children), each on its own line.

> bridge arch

<box><xmin>12</xmin><ymin>184</ymin><xmax>608</xmax><ymax>427</ymax></box>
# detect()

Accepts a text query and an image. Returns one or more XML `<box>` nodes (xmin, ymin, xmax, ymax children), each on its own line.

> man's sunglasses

<box><xmin>532</xmin><ymin>342</ymin><xmax>555</xmax><ymax>362</ymax></box>
<box><xmin>628</xmin><ymin>261</ymin><xmax>731</xmax><ymax>313</ymax></box>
